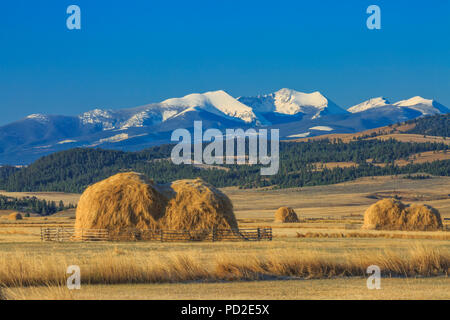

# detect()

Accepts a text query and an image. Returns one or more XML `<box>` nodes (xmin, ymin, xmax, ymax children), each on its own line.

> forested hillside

<box><xmin>404</xmin><ymin>113</ymin><xmax>449</xmax><ymax>137</ymax></box>
<box><xmin>0</xmin><ymin>195</ymin><xmax>74</xmax><ymax>215</ymax></box>
<box><xmin>0</xmin><ymin>138</ymin><xmax>448</xmax><ymax>193</ymax></box>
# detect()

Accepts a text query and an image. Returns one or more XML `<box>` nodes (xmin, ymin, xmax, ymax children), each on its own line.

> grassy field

<box><xmin>0</xmin><ymin>175</ymin><xmax>449</xmax><ymax>300</ymax></box>
<box><xmin>4</xmin><ymin>277</ymin><xmax>449</xmax><ymax>300</ymax></box>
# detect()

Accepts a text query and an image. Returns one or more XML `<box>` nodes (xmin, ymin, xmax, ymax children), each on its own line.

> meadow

<box><xmin>0</xmin><ymin>175</ymin><xmax>449</xmax><ymax>300</ymax></box>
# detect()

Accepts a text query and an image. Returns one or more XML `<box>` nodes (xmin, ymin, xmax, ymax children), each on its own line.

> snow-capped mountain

<box><xmin>393</xmin><ymin>96</ymin><xmax>449</xmax><ymax>115</ymax></box>
<box><xmin>76</xmin><ymin>90</ymin><xmax>257</xmax><ymax>132</ymax></box>
<box><xmin>161</xmin><ymin>90</ymin><xmax>256</xmax><ymax>123</ymax></box>
<box><xmin>0</xmin><ymin>89</ymin><xmax>448</xmax><ymax>164</ymax></box>
<box><xmin>348</xmin><ymin>97</ymin><xmax>390</xmax><ymax>113</ymax></box>
<box><xmin>239</xmin><ymin>88</ymin><xmax>348</xmax><ymax>122</ymax></box>
<box><xmin>348</xmin><ymin>96</ymin><xmax>448</xmax><ymax>116</ymax></box>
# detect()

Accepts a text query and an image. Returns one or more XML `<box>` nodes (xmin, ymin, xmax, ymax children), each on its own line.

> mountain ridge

<box><xmin>0</xmin><ymin>88</ymin><xmax>448</xmax><ymax>165</ymax></box>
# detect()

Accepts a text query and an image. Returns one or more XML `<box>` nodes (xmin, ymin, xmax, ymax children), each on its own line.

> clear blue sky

<box><xmin>0</xmin><ymin>0</ymin><xmax>449</xmax><ymax>125</ymax></box>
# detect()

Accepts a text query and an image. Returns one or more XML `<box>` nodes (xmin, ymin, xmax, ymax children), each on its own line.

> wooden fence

<box><xmin>40</xmin><ymin>226</ymin><xmax>272</xmax><ymax>242</ymax></box>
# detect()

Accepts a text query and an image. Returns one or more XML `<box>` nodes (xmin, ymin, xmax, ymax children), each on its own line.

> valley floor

<box><xmin>0</xmin><ymin>175</ymin><xmax>449</xmax><ymax>300</ymax></box>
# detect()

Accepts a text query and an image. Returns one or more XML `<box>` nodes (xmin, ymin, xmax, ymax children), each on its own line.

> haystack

<box><xmin>8</xmin><ymin>212</ymin><xmax>23</xmax><ymax>221</ymax></box>
<box><xmin>75</xmin><ymin>172</ymin><xmax>167</xmax><ymax>232</ymax></box>
<box><xmin>362</xmin><ymin>198</ymin><xmax>442</xmax><ymax>231</ymax></box>
<box><xmin>405</xmin><ymin>204</ymin><xmax>443</xmax><ymax>231</ymax></box>
<box><xmin>162</xmin><ymin>178</ymin><xmax>238</xmax><ymax>231</ymax></box>
<box><xmin>274</xmin><ymin>207</ymin><xmax>299</xmax><ymax>223</ymax></box>
<box><xmin>75</xmin><ymin>173</ymin><xmax>238</xmax><ymax>237</ymax></box>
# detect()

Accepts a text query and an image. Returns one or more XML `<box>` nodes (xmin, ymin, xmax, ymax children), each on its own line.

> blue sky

<box><xmin>0</xmin><ymin>0</ymin><xmax>449</xmax><ymax>125</ymax></box>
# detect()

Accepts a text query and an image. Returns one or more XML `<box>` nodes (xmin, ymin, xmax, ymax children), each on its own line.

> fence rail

<box><xmin>40</xmin><ymin>226</ymin><xmax>272</xmax><ymax>242</ymax></box>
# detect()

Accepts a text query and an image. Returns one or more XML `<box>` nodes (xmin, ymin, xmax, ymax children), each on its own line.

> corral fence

<box><xmin>40</xmin><ymin>226</ymin><xmax>272</xmax><ymax>242</ymax></box>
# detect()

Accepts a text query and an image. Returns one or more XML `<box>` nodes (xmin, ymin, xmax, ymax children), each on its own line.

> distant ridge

<box><xmin>0</xmin><ymin>88</ymin><xmax>448</xmax><ymax>164</ymax></box>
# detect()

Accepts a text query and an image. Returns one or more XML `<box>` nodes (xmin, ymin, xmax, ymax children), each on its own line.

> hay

<box><xmin>406</xmin><ymin>204</ymin><xmax>443</xmax><ymax>231</ymax></box>
<box><xmin>75</xmin><ymin>174</ymin><xmax>237</xmax><ymax>236</ymax></box>
<box><xmin>75</xmin><ymin>172</ymin><xmax>167</xmax><ymax>232</ymax></box>
<box><xmin>8</xmin><ymin>212</ymin><xmax>23</xmax><ymax>221</ymax></box>
<box><xmin>362</xmin><ymin>198</ymin><xmax>442</xmax><ymax>231</ymax></box>
<box><xmin>162</xmin><ymin>178</ymin><xmax>237</xmax><ymax>231</ymax></box>
<box><xmin>274</xmin><ymin>207</ymin><xmax>299</xmax><ymax>223</ymax></box>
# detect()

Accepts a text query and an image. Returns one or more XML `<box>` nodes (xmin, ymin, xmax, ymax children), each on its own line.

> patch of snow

<box><xmin>79</xmin><ymin>109</ymin><xmax>115</xmax><ymax>130</ymax></box>
<box><xmin>26</xmin><ymin>114</ymin><xmax>49</xmax><ymax>123</ymax></box>
<box><xmin>99</xmin><ymin>133</ymin><xmax>129</xmax><ymax>143</ymax></box>
<box><xmin>287</xmin><ymin>132</ymin><xmax>311</xmax><ymax>138</ymax></box>
<box><xmin>309</xmin><ymin>126</ymin><xmax>333</xmax><ymax>131</ymax></box>
<box><xmin>57</xmin><ymin>140</ymin><xmax>77</xmax><ymax>145</ymax></box>
<box><xmin>120</xmin><ymin>111</ymin><xmax>151</xmax><ymax>129</ymax></box>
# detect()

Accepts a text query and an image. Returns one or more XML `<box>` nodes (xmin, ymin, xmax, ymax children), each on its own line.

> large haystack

<box><xmin>8</xmin><ymin>212</ymin><xmax>23</xmax><ymax>221</ymax></box>
<box><xmin>75</xmin><ymin>174</ymin><xmax>237</xmax><ymax>236</ymax></box>
<box><xmin>75</xmin><ymin>172</ymin><xmax>167</xmax><ymax>232</ymax></box>
<box><xmin>162</xmin><ymin>178</ymin><xmax>237</xmax><ymax>231</ymax></box>
<box><xmin>362</xmin><ymin>199</ymin><xmax>442</xmax><ymax>231</ymax></box>
<box><xmin>274</xmin><ymin>207</ymin><xmax>299</xmax><ymax>223</ymax></box>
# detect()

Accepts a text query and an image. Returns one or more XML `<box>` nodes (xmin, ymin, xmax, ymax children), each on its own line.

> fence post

<box><xmin>212</xmin><ymin>226</ymin><xmax>216</xmax><ymax>242</ymax></box>
<box><xmin>160</xmin><ymin>230</ymin><xmax>164</xmax><ymax>242</ymax></box>
<box><xmin>257</xmin><ymin>228</ymin><xmax>261</xmax><ymax>241</ymax></box>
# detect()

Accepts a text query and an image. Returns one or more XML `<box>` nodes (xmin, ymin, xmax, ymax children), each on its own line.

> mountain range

<box><xmin>0</xmin><ymin>88</ymin><xmax>448</xmax><ymax>165</ymax></box>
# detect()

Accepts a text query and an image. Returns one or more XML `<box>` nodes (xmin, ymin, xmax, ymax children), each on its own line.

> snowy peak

<box><xmin>394</xmin><ymin>96</ymin><xmax>449</xmax><ymax>115</ymax></box>
<box><xmin>394</xmin><ymin>96</ymin><xmax>432</xmax><ymax>107</ymax></box>
<box><xmin>348</xmin><ymin>97</ymin><xmax>390</xmax><ymax>113</ymax></box>
<box><xmin>161</xmin><ymin>90</ymin><xmax>256</xmax><ymax>123</ymax></box>
<box><xmin>239</xmin><ymin>88</ymin><xmax>348</xmax><ymax>119</ymax></box>
<box><xmin>274</xmin><ymin>89</ymin><xmax>329</xmax><ymax>115</ymax></box>
<box><xmin>348</xmin><ymin>96</ymin><xmax>449</xmax><ymax>116</ymax></box>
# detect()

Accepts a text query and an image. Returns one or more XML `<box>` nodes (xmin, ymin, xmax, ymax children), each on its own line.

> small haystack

<box><xmin>274</xmin><ymin>207</ymin><xmax>299</xmax><ymax>223</ymax></box>
<box><xmin>362</xmin><ymin>198</ymin><xmax>442</xmax><ymax>231</ymax></box>
<box><xmin>162</xmin><ymin>178</ymin><xmax>238</xmax><ymax>231</ymax></box>
<box><xmin>8</xmin><ymin>212</ymin><xmax>23</xmax><ymax>221</ymax></box>
<box><xmin>75</xmin><ymin>172</ymin><xmax>167</xmax><ymax>232</ymax></box>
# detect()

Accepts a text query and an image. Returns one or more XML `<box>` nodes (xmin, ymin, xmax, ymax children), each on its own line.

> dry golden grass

<box><xmin>0</xmin><ymin>245</ymin><xmax>447</xmax><ymax>288</ymax></box>
<box><xmin>2</xmin><ymin>277</ymin><xmax>449</xmax><ymax>300</ymax></box>
<box><xmin>296</xmin><ymin>231</ymin><xmax>450</xmax><ymax>240</ymax></box>
<box><xmin>0</xmin><ymin>175</ymin><xmax>448</xmax><ymax>299</ymax></box>
<box><xmin>373</xmin><ymin>134</ymin><xmax>450</xmax><ymax>145</ymax></box>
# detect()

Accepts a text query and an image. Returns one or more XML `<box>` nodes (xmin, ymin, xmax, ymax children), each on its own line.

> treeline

<box><xmin>0</xmin><ymin>138</ymin><xmax>448</xmax><ymax>193</ymax></box>
<box><xmin>403</xmin><ymin>113</ymin><xmax>449</xmax><ymax>137</ymax></box>
<box><xmin>0</xmin><ymin>195</ymin><xmax>75</xmax><ymax>215</ymax></box>
<box><xmin>0</xmin><ymin>166</ymin><xmax>20</xmax><ymax>180</ymax></box>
